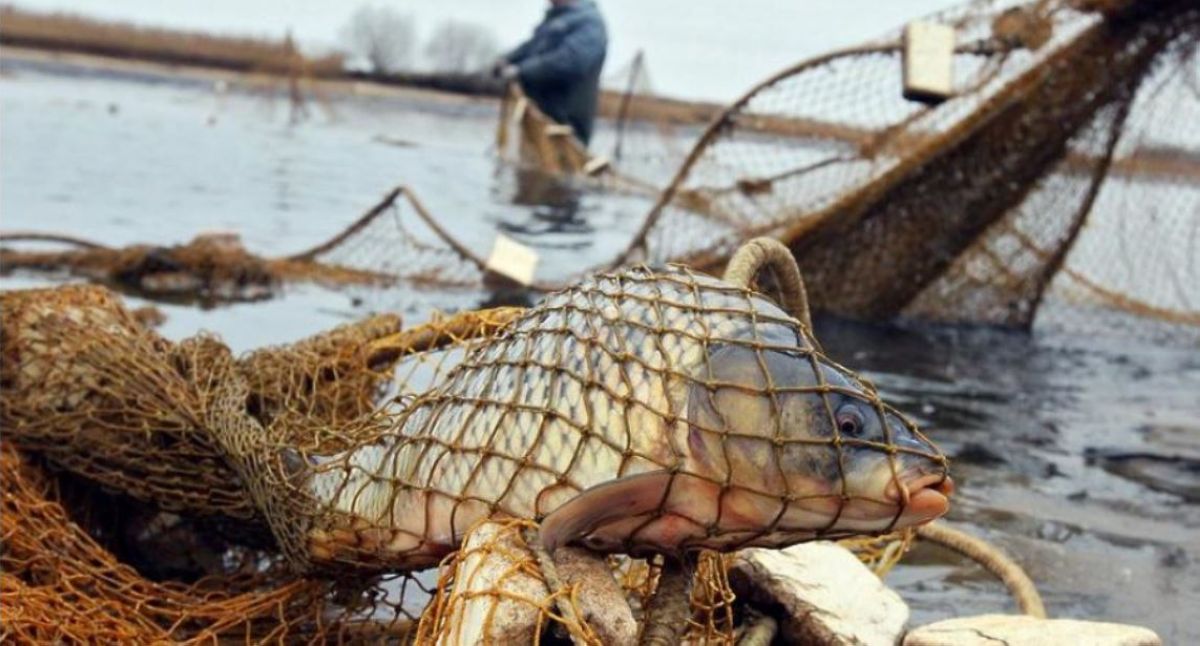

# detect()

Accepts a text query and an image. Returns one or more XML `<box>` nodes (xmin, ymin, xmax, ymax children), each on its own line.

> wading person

<box><xmin>494</xmin><ymin>0</ymin><xmax>608</xmax><ymax>146</ymax></box>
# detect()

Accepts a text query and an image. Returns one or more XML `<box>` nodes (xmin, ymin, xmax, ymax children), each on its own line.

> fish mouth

<box><xmin>886</xmin><ymin>472</ymin><xmax>954</xmax><ymax>523</ymax></box>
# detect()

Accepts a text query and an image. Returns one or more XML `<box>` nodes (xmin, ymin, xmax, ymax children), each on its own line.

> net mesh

<box><xmin>248</xmin><ymin>264</ymin><xmax>947</xmax><ymax>576</ymax></box>
<box><xmin>297</xmin><ymin>0</ymin><xmax>1200</xmax><ymax>335</ymax></box>
<box><xmin>0</xmin><ymin>231</ymin><xmax>396</xmax><ymax>305</ymax></box>
<box><xmin>617</xmin><ymin>0</ymin><xmax>1199</xmax><ymax>336</ymax></box>
<box><xmin>4</xmin><ymin>0</ymin><xmax>1194</xmax><ymax>334</ymax></box>
<box><xmin>0</xmin><ymin>186</ymin><xmax>489</xmax><ymax>305</ymax></box>
<box><xmin>2</xmin><ymin>264</ymin><xmax>944</xmax><ymax>642</ymax></box>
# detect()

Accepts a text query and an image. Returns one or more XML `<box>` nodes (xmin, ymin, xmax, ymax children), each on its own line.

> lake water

<box><xmin>10</xmin><ymin>0</ymin><xmax>960</xmax><ymax>101</ymax></box>
<box><xmin>2</xmin><ymin>55</ymin><xmax>1199</xmax><ymax>641</ymax></box>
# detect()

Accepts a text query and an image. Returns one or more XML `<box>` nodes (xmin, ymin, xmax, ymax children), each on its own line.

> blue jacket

<box><xmin>505</xmin><ymin>1</ymin><xmax>608</xmax><ymax>145</ymax></box>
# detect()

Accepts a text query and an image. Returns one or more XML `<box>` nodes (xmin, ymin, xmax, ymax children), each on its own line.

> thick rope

<box><xmin>723</xmin><ymin>237</ymin><xmax>813</xmax><ymax>330</ymax></box>
<box><xmin>918</xmin><ymin>522</ymin><xmax>1047</xmax><ymax>618</ymax></box>
<box><xmin>638</xmin><ymin>560</ymin><xmax>693</xmax><ymax>646</ymax></box>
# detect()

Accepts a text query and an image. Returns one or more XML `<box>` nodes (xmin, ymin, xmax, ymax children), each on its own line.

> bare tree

<box><xmin>341</xmin><ymin>5</ymin><xmax>415</xmax><ymax>74</ymax></box>
<box><xmin>423</xmin><ymin>20</ymin><xmax>500</xmax><ymax>73</ymax></box>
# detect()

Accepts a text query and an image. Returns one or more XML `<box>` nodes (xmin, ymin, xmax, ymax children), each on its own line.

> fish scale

<box><xmin>304</xmin><ymin>265</ymin><xmax>947</xmax><ymax>569</ymax></box>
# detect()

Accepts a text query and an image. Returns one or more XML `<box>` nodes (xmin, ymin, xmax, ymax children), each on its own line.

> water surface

<box><xmin>2</xmin><ymin>58</ymin><xmax>1198</xmax><ymax>641</ymax></box>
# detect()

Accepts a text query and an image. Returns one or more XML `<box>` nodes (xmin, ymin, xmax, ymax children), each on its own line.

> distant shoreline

<box><xmin>0</xmin><ymin>45</ymin><xmax>501</xmax><ymax>111</ymax></box>
<box><xmin>0</xmin><ymin>5</ymin><xmax>725</xmax><ymax>128</ymax></box>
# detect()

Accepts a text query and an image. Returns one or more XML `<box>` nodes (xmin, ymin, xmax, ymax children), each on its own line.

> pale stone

<box><xmin>554</xmin><ymin>547</ymin><xmax>638</xmax><ymax>646</ymax></box>
<box><xmin>729</xmin><ymin>542</ymin><xmax>909</xmax><ymax>646</ymax></box>
<box><xmin>438</xmin><ymin>522</ymin><xmax>547</xmax><ymax>645</ymax></box>
<box><xmin>438</xmin><ymin>522</ymin><xmax>637</xmax><ymax>646</ymax></box>
<box><xmin>903</xmin><ymin>614</ymin><xmax>1162</xmax><ymax>646</ymax></box>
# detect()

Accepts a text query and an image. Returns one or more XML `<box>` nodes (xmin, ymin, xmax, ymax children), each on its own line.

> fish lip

<box><xmin>886</xmin><ymin>471</ymin><xmax>954</xmax><ymax>502</ymax></box>
<box><xmin>885</xmin><ymin>471</ymin><xmax>954</xmax><ymax>526</ymax></box>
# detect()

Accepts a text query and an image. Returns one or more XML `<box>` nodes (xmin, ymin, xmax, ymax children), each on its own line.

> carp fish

<box><xmin>304</xmin><ymin>266</ymin><xmax>951</xmax><ymax>569</ymax></box>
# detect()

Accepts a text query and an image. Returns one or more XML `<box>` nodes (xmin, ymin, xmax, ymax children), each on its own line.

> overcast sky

<box><xmin>11</xmin><ymin>0</ymin><xmax>959</xmax><ymax>100</ymax></box>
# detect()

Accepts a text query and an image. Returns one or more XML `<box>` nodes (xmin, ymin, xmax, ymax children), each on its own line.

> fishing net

<box><xmin>0</xmin><ymin>284</ymin><xmax>518</xmax><ymax>643</ymax></box>
<box><xmin>496</xmin><ymin>83</ymin><xmax>600</xmax><ymax>177</ymax></box>
<box><xmin>8</xmin><ymin>0</ymin><xmax>1193</xmax><ymax>335</ymax></box>
<box><xmin>0</xmin><ymin>186</ymin><xmax>488</xmax><ymax>304</ymax></box>
<box><xmin>616</xmin><ymin>0</ymin><xmax>1199</xmax><ymax>336</ymax></box>
<box><xmin>598</xmin><ymin>50</ymin><xmax>697</xmax><ymax>187</ymax></box>
<box><xmin>2</xmin><ymin>257</ymin><xmax>948</xmax><ymax>642</ymax></box>
<box><xmin>244</xmin><ymin>0</ymin><xmax>1199</xmax><ymax>335</ymax></box>
<box><xmin>494</xmin><ymin>82</ymin><xmax>666</xmax><ymax>200</ymax></box>
<box><xmin>0</xmin><ymin>230</ymin><xmax>386</xmax><ymax>304</ymax></box>
<box><xmin>277</xmin><ymin>0</ymin><xmax>1194</xmax><ymax>333</ymax></box>
<box><xmin>492</xmin><ymin>50</ymin><xmax>691</xmax><ymax>194</ymax></box>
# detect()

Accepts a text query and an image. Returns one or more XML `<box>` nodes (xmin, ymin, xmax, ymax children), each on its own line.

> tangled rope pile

<box><xmin>0</xmin><ymin>285</ymin><xmax>519</xmax><ymax>642</ymax></box>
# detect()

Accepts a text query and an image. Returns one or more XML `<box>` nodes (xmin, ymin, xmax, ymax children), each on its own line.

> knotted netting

<box><xmin>617</xmin><ymin>0</ymin><xmax>1199</xmax><ymax>335</ymax></box>
<box><xmin>0</xmin><ymin>230</ymin><xmax>397</xmax><ymax>305</ymax></box>
<box><xmin>0</xmin><ymin>284</ymin><xmax>522</xmax><ymax>642</ymax></box>
<box><xmin>6</xmin><ymin>0</ymin><xmax>1193</xmax><ymax>334</ymax></box>
<box><xmin>2</xmin><ymin>255</ymin><xmax>949</xmax><ymax>642</ymax></box>
<box><xmin>0</xmin><ymin>185</ymin><xmax>488</xmax><ymax>305</ymax></box>
<box><xmin>254</xmin><ymin>264</ymin><xmax>949</xmax><ymax>576</ymax></box>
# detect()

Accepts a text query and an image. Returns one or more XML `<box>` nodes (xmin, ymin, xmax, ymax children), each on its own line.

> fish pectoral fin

<box><xmin>539</xmin><ymin>471</ymin><xmax>674</xmax><ymax>552</ymax></box>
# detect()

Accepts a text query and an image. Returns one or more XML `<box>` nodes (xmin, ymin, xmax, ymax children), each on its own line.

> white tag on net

<box><xmin>485</xmin><ymin>234</ymin><xmax>539</xmax><ymax>286</ymax></box>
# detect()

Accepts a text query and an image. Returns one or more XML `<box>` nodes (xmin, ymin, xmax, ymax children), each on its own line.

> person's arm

<box><xmin>515</xmin><ymin>19</ymin><xmax>606</xmax><ymax>84</ymax></box>
<box><xmin>504</xmin><ymin>32</ymin><xmax>539</xmax><ymax>65</ymax></box>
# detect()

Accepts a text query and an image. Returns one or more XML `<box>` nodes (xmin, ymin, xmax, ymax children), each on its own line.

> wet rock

<box><xmin>903</xmin><ymin>614</ymin><xmax>1161</xmax><ymax>645</ymax></box>
<box><xmin>439</xmin><ymin>522</ymin><xmax>636</xmax><ymax>645</ymax></box>
<box><xmin>729</xmin><ymin>542</ymin><xmax>908</xmax><ymax>646</ymax></box>
<box><xmin>1086</xmin><ymin>448</ymin><xmax>1200</xmax><ymax>502</ymax></box>
<box><xmin>439</xmin><ymin>522</ymin><xmax>547</xmax><ymax>645</ymax></box>
<box><xmin>553</xmin><ymin>546</ymin><xmax>637</xmax><ymax>646</ymax></box>
<box><xmin>955</xmin><ymin>442</ymin><xmax>1007</xmax><ymax>466</ymax></box>
<box><xmin>1141</xmin><ymin>424</ymin><xmax>1200</xmax><ymax>460</ymax></box>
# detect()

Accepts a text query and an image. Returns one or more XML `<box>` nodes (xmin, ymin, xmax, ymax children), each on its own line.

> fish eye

<box><xmin>835</xmin><ymin>404</ymin><xmax>866</xmax><ymax>438</ymax></box>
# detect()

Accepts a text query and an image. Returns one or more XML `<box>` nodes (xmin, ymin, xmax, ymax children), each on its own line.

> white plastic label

<box><xmin>903</xmin><ymin>21</ymin><xmax>956</xmax><ymax>103</ymax></box>
<box><xmin>485</xmin><ymin>234</ymin><xmax>539</xmax><ymax>286</ymax></box>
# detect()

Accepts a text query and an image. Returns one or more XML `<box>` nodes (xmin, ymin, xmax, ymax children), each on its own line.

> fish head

<box><xmin>681</xmin><ymin>335</ymin><xmax>951</xmax><ymax>547</ymax></box>
<box><xmin>538</xmin><ymin>288</ymin><xmax>950</xmax><ymax>556</ymax></box>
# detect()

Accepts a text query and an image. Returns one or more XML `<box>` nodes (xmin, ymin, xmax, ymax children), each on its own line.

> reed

<box><xmin>0</xmin><ymin>6</ymin><xmax>344</xmax><ymax>75</ymax></box>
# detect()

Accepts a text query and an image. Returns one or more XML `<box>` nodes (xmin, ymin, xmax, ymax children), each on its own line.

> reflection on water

<box><xmin>2</xmin><ymin>56</ymin><xmax>1199</xmax><ymax>642</ymax></box>
<box><xmin>497</xmin><ymin>168</ymin><xmax>591</xmax><ymax>240</ymax></box>
<box><xmin>815</xmin><ymin>317</ymin><xmax>1200</xmax><ymax>637</ymax></box>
